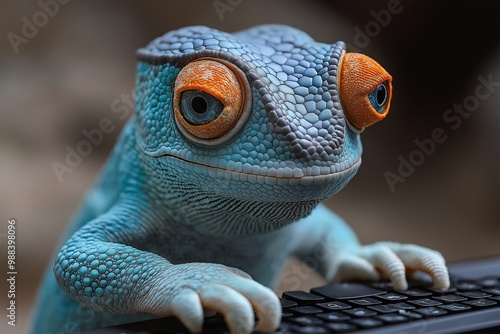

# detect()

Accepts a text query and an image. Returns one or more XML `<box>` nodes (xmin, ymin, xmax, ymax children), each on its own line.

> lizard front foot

<box><xmin>136</xmin><ymin>263</ymin><xmax>280</xmax><ymax>334</ymax></box>
<box><xmin>329</xmin><ymin>242</ymin><xmax>449</xmax><ymax>290</ymax></box>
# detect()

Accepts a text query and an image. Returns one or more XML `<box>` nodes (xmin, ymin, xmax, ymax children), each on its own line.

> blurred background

<box><xmin>0</xmin><ymin>0</ymin><xmax>499</xmax><ymax>332</ymax></box>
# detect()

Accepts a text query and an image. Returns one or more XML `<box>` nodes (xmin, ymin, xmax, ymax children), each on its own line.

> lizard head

<box><xmin>135</xmin><ymin>25</ymin><xmax>392</xmax><ymax>206</ymax></box>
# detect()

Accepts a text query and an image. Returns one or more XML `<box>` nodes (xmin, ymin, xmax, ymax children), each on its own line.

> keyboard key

<box><xmin>438</xmin><ymin>303</ymin><xmax>472</xmax><ymax>312</ymax></box>
<box><xmin>490</xmin><ymin>296</ymin><xmax>500</xmax><ymax>301</ymax></box>
<box><xmin>370</xmin><ymin>281</ymin><xmax>394</xmax><ymax>290</ymax></box>
<box><xmin>350</xmin><ymin>317</ymin><xmax>383</xmax><ymax>328</ymax></box>
<box><xmin>398</xmin><ymin>310</ymin><xmax>423</xmax><ymax>320</ymax></box>
<box><xmin>290</xmin><ymin>306</ymin><xmax>323</xmax><ymax>315</ymax></box>
<box><xmin>433</xmin><ymin>294</ymin><xmax>467</xmax><ymax>303</ymax></box>
<box><xmin>368</xmin><ymin>304</ymin><xmax>399</xmax><ymax>314</ymax></box>
<box><xmin>478</xmin><ymin>276</ymin><xmax>500</xmax><ymax>287</ymax></box>
<box><xmin>415</xmin><ymin>307</ymin><xmax>448</xmax><ymax>317</ymax></box>
<box><xmin>316</xmin><ymin>312</ymin><xmax>351</xmax><ymax>322</ymax></box>
<box><xmin>427</xmin><ymin>287</ymin><xmax>457</xmax><ymax>294</ymax></box>
<box><xmin>280</xmin><ymin>298</ymin><xmax>298</xmax><ymax>309</ymax></box>
<box><xmin>483</xmin><ymin>288</ymin><xmax>500</xmax><ymax>295</ymax></box>
<box><xmin>348</xmin><ymin>298</ymin><xmax>381</xmax><ymax>306</ymax></box>
<box><xmin>316</xmin><ymin>301</ymin><xmax>351</xmax><ymax>311</ymax></box>
<box><xmin>389</xmin><ymin>302</ymin><xmax>416</xmax><ymax>310</ymax></box>
<box><xmin>407</xmin><ymin>273</ymin><xmax>434</xmax><ymax>286</ymax></box>
<box><xmin>343</xmin><ymin>307</ymin><xmax>377</xmax><ymax>317</ymax></box>
<box><xmin>376</xmin><ymin>292</ymin><xmax>408</xmax><ymax>301</ymax></box>
<box><xmin>282</xmin><ymin>291</ymin><xmax>325</xmax><ymax>305</ymax></box>
<box><xmin>376</xmin><ymin>314</ymin><xmax>408</xmax><ymax>323</ymax></box>
<box><xmin>454</xmin><ymin>280</ymin><xmax>482</xmax><ymax>291</ymax></box>
<box><xmin>458</xmin><ymin>291</ymin><xmax>492</xmax><ymax>299</ymax></box>
<box><xmin>325</xmin><ymin>322</ymin><xmax>357</xmax><ymax>333</ymax></box>
<box><xmin>311</xmin><ymin>283</ymin><xmax>385</xmax><ymax>300</ymax></box>
<box><xmin>408</xmin><ymin>298</ymin><xmax>443</xmax><ymax>307</ymax></box>
<box><xmin>398</xmin><ymin>288</ymin><xmax>432</xmax><ymax>298</ymax></box>
<box><xmin>296</xmin><ymin>326</ymin><xmax>329</xmax><ymax>334</ymax></box>
<box><xmin>370</xmin><ymin>302</ymin><xmax>415</xmax><ymax>313</ymax></box>
<box><xmin>463</xmin><ymin>299</ymin><xmax>497</xmax><ymax>307</ymax></box>
<box><xmin>281</xmin><ymin>311</ymin><xmax>294</xmax><ymax>318</ymax></box>
<box><xmin>276</xmin><ymin>321</ymin><xmax>301</xmax><ymax>333</ymax></box>
<box><xmin>287</xmin><ymin>316</ymin><xmax>324</xmax><ymax>326</ymax></box>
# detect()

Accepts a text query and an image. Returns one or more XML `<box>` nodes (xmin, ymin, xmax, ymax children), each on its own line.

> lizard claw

<box><xmin>170</xmin><ymin>289</ymin><xmax>204</xmax><ymax>333</ymax></box>
<box><xmin>387</xmin><ymin>242</ymin><xmax>450</xmax><ymax>290</ymax></box>
<box><xmin>221</xmin><ymin>275</ymin><xmax>281</xmax><ymax>331</ymax></box>
<box><xmin>199</xmin><ymin>283</ymin><xmax>254</xmax><ymax>333</ymax></box>
<box><xmin>331</xmin><ymin>242</ymin><xmax>449</xmax><ymax>290</ymax></box>
<box><xmin>140</xmin><ymin>263</ymin><xmax>281</xmax><ymax>334</ymax></box>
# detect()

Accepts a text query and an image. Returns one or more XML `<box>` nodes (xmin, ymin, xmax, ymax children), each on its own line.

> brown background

<box><xmin>0</xmin><ymin>1</ymin><xmax>499</xmax><ymax>333</ymax></box>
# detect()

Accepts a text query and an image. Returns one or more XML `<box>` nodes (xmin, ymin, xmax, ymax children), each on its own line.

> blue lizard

<box><xmin>31</xmin><ymin>25</ymin><xmax>449</xmax><ymax>333</ymax></box>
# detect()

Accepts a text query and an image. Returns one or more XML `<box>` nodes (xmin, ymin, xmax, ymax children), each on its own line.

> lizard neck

<box><xmin>172</xmin><ymin>190</ymin><xmax>319</xmax><ymax>237</ymax></box>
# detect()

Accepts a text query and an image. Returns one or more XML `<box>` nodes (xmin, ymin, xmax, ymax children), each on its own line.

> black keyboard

<box><xmin>277</xmin><ymin>276</ymin><xmax>500</xmax><ymax>333</ymax></box>
<box><xmin>83</xmin><ymin>276</ymin><xmax>500</xmax><ymax>334</ymax></box>
<box><xmin>82</xmin><ymin>257</ymin><xmax>500</xmax><ymax>334</ymax></box>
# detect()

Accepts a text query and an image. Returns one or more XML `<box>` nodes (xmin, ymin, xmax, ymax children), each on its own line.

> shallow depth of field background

<box><xmin>1</xmin><ymin>1</ymin><xmax>499</xmax><ymax>333</ymax></box>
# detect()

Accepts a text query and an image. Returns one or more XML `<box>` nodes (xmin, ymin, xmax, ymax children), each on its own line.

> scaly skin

<box><xmin>31</xmin><ymin>25</ymin><xmax>449</xmax><ymax>333</ymax></box>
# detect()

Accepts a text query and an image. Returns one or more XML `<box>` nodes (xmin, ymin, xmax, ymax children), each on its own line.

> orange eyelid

<box><xmin>173</xmin><ymin>59</ymin><xmax>246</xmax><ymax>141</ymax></box>
<box><xmin>339</xmin><ymin>52</ymin><xmax>393</xmax><ymax>130</ymax></box>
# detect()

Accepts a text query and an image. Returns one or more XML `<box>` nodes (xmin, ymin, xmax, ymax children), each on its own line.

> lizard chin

<box><xmin>148</xmin><ymin>154</ymin><xmax>362</xmax><ymax>237</ymax></box>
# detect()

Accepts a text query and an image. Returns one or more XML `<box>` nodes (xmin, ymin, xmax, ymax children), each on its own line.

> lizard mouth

<box><xmin>157</xmin><ymin>153</ymin><xmax>362</xmax><ymax>187</ymax></box>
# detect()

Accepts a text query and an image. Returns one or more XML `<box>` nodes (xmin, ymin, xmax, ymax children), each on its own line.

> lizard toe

<box><xmin>222</xmin><ymin>276</ymin><xmax>281</xmax><ymax>331</ymax></box>
<box><xmin>170</xmin><ymin>289</ymin><xmax>204</xmax><ymax>333</ymax></box>
<box><xmin>391</xmin><ymin>244</ymin><xmax>450</xmax><ymax>289</ymax></box>
<box><xmin>363</xmin><ymin>244</ymin><xmax>408</xmax><ymax>290</ymax></box>
<box><xmin>199</xmin><ymin>283</ymin><xmax>254</xmax><ymax>334</ymax></box>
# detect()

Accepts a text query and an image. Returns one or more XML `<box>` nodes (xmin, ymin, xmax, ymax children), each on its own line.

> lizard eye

<box><xmin>368</xmin><ymin>82</ymin><xmax>389</xmax><ymax>113</ymax></box>
<box><xmin>180</xmin><ymin>90</ymin><xmax>224</xmax><ymax>125</ymax></box>
<box><xmin>173</xmin><ymin>59</ymin><xmax>251</xmax><ymax>145</ymax></box>
<box><xmin>339</xmin><ymin>52</ymin><xmax>392</xmax><ymax>130</ymax></box>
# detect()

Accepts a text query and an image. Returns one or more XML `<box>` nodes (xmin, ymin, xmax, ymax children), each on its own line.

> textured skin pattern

<box><xmin>31</xmin><ymin>25</ymin><xmax>449</xmax><ymax>333</ymax></box>
<box><xmin>137</xmin><ymin>25</ymin><xmax>347</xmax><ymax>164</ymax></box>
